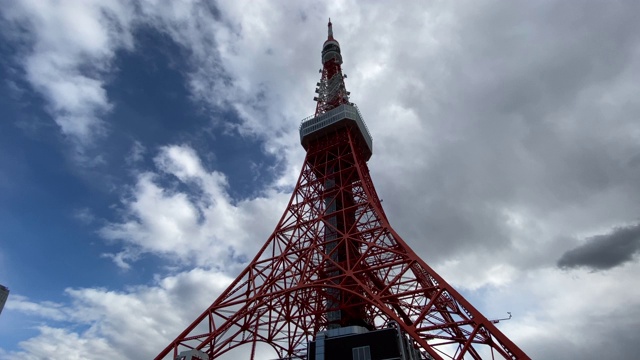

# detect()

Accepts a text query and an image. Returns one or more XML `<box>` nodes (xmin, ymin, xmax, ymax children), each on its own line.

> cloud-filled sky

<box><xmin>1</xmin><ymin>1</ymin><xmax>640</xmax><ymax>359</ymax></box>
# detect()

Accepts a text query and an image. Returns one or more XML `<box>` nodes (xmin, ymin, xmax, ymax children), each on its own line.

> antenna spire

<box><xmin>315</xmin><ymin>19</ymin><xmax>348</xmax><ymax>116</ymax></box>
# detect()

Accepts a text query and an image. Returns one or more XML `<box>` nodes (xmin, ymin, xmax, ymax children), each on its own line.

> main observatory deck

<box><xmin>299</xmin><ymin>104</ymin><xmax>373</xmax><ymax>160</ymax></box>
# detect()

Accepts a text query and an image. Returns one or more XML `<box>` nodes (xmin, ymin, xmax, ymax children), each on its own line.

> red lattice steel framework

<box><xmin>156</xmin><ymin>20</ymin><xmax>529</xmax><ymax>360</ymax></box>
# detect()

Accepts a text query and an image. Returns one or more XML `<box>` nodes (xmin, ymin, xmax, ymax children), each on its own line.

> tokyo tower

<box><xmin>156</xmin><ymin>20</ymin><xmax>529</xmax><ymax>360</ymax></box>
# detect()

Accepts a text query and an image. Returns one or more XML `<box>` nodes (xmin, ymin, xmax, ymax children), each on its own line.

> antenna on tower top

<box><xmin>328</xmin><ymin>18</ymin><xmax>333</xmax><ymax>39</ymax></box>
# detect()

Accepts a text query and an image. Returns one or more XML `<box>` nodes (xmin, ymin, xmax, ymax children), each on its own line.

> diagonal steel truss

<box><xmin>155</xmin><ymin>125</ymin><xmax>529</xmax><ymax>360</ymax></box>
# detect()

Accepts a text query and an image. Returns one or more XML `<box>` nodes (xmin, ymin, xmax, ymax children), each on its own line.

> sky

<box><xmin>1</xmin><ymin>0</ymin><xmax>640</xmax><ymax>359</ymax></box>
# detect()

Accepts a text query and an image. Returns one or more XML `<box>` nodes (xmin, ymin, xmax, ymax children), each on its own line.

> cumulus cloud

<box><xmin>2</xmin><ymin>0</ymin><xmax>135</xmax><ymax>147</ymax></box>
<box><xmin>7</xmin><ymin>327</ymin><xmax>120</xmax><ymax>360</ymax></box>
<box><xmin>100</xmin><ymin>144</ymin><xmax>288</xmax><ymax>269</ymax></box>
<box><xmin>558</xmin><ymin>223</ymin><xmax>640</xmax><ymax>270</ymax></box>
<box><xmin>3</xmin><ymin>268</ymin><xmax>234</xmax><ymax>360</ymax></box>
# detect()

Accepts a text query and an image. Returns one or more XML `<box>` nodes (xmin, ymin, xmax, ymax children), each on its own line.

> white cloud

<box><xmin>3</xmin><ymin>268</ymin><xmax>234</xmax><ymax>360</ymax></box>
<box><xmin>7</xmin><ymin>327</ymin><xmax>120</xmax><ymax>360</ymax></box>
<box><xmin>3</xmin><ymin>0</ymin><xmax>135</xmax><ymax>147</ymax></box>
<box><xmin>100</xmin><ymin>144</ymin><xmax>289</xmax><ymax>270</ymax></box>
<box><xmin>5</xmin><ymin>296</ymin><xmax>67</xmax><ymax>322</ymax></box>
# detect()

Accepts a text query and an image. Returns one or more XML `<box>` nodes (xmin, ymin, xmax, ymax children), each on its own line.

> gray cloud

<box><xmin>356</xmin><ymin>0</ymin><xmax>640</xmax><ymax>266</ymax></box>
<box><xmin>558</xmin><ymin>224</ymin><xmax>640</xmax><ymax>270</ymax></box>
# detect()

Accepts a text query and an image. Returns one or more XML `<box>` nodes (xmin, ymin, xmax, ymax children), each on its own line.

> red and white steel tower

<box><xmin>156</xmin><ymin>20</ymin><xmax>529</xmax><ymax>360</ymax></box>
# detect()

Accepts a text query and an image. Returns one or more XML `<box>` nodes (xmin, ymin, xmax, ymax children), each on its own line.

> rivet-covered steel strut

<box><xmin>155</xmin><ymin>20</ymin><xmax>530</xmax><ymax>360</ymax></box>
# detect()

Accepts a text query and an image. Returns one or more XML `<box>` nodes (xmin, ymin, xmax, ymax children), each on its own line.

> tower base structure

<box><xmin>308</xmin><ymin>322</ymin><xmax>429</xmax><ymax>360</ymax></box>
